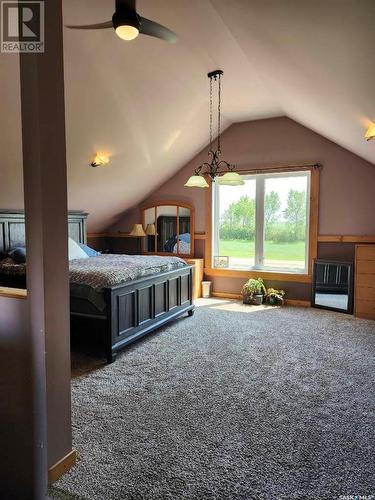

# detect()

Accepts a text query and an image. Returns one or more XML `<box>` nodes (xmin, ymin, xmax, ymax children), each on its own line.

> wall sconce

<box><xmin>145</xmin><ymin>223</ymin><xmax>156</xmax><ymax>236</ymax></box>
<box><xmin>129</xmin><ymin>223</ymin><xmax>146</xmax><ymax>253</ymax></box>
<box><xmin>365</xmin><ymin>123</ymin><xmax>375</xmax><ymax>141</ymax></box>
<box><xmin>91</xmin><ymin>153</ymin><xmax>110</xmax><ymax>167</ymax></box>
<box><xmin>129</xmin><ymin>224</ymin><xmax>146</xmax><ymax>237</ymax></box>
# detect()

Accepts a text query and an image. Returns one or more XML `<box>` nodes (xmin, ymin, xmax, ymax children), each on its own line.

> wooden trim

<box><xmin>308</xmin><ymin>167</ymin><xmax>320</xmax><ymax>275</ymax></box>
<box><xmin>153</xmin><ymin>205</ymin><xmax>157</xmax><ymax>252</ymax></box>
<box><xmin>355</xmin><ymin>245</ymin><xmax>375</xmax><ymax>261</ymax></box>
<box><xmin>87</xmin><ymin>232</ymin><xmax>131</xmax><ymax>238</ymax></box>
<box><xmin>318</xmin><ymin>235</ymin><xmax>375</xmax><ymax>243</ymax></box>
<box><xmin>211</xmin><ymin>292</ymin><xmax>310</xmax><ymax>307</ymax></box>
<box><xmin>354</xmin><ymin>244</ymin><xmax>375</xmax><ymax>319</ymax></box>
<box><xmin>194</xmin><ymin>233</ymin><xmax>206</xmax><ymax>240</ymax></box>
<box><xmin>89</xmin><ymin>233</ymin><xmax>375</xmax><ymax>244</ymax></box>
<box><xmin>88</xmin><ymin>231</ymin><xmax>207</xmax><ymax>241</ymax></box>
<box><xmin>235</xmin><ymin>163</ymin><xmax>321</xmax><ymax>175</ymax></box>
<box><xmin>176</xmin><ymin>206</ymin><xmax>180</xmax><ymax>254</ymax></box>
<box><xmin>0</xmin><ymin>287</ymin><xmax>27</xmax><ymax>299</ymax></box>
<box><xmin>204</xmin><ymin>267</ymin><xmax>312</xmax><ymax>283</ymax></box>
<box><xmin>285</xmin><ymin>299</ymin><xmax>311</xmax><ymax>307</ymax></box>
<box><xmin>140</xmin><ymin>200</ymin><xmax>194</xmax><ymax>211</ymax></box>
<box><xmin>48</xmin><ymin>449</ymin><xmax>77</xmax><ymax>485</ymax></box>
<box><xmin>204</xmin><ymin>166</ymin><xmax>319</xmax><ymax>281</ymax></box>
<box><xmin>212</xmin><ymin>291</ymin><xmax>242</xmax><ymax>300</ymax></box>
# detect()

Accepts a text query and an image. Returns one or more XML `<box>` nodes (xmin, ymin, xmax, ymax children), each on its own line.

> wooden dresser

<box><xmin>185</xmin><ymin>258</ymin><xmax>204</xmax><ymax>299</ymax></box>
<box><xmin>355</xmin><ymin>245</ymin><xmax>375</xmax><ymax>319</ymax></box>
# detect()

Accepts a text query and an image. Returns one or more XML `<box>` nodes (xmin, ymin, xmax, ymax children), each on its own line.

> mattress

<box><xmin>0</xmin><ymin>254</ymin><xmax>188</xmax><ymax>314</ymax></box>
<box><xmin>68</xmin><ymin>254</ymin><xmax>187</xmax><ymax>291</ymax></box>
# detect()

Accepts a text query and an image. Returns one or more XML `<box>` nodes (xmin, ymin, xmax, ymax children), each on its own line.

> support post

<box><xmin>19</xmin><ymin>0</ymin><xmax>72</xmax><ymax>494</ymax></box>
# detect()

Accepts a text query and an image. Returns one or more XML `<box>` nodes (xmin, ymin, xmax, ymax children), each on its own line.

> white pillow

<box><xmin>68</xmin><ymin>237</ymin><xmax>89</xmax><ymax>260</ymax></box>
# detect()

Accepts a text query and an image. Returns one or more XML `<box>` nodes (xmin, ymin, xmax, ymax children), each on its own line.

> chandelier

<box><xmin>185</xmin><ymin>70</ymin><xmax>244</xmax><ymax>188</ymax></box>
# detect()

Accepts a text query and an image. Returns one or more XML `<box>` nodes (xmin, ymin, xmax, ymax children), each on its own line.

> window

<box><xmin>212</xmin><ymin>171</ymin><xmax>311</xmax><ymax>273</ymax></box>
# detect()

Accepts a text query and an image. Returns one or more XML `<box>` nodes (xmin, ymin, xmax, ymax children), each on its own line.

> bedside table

<box><xmin>185</xmin><ymin>258</ymin><xmax>204</xmax><ymax>299</ymax></box>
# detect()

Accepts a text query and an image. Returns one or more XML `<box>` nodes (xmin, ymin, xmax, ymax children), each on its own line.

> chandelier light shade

<box><xmin>184</xmin><ymin>175</ymin><xmax>209</xmax><ymax>188</ymax></box>
<box><xmin>129</xmin><ymin>223</ymin><xmax>146</xmax><ymax>237</ymax></box>
<box><xmin>365</xmin><ymin>123</ymin><xmax>375</xmax><ymax>141</ymax></box>
<box><xmin>218</xmin><ymin>171</ymin><xmax>245</xmax><ymax>186</ymax></box>
<box><xmin>185</xmin><ymin>70</ymin><xmax>242</xmax><ymax>188</ymax></box>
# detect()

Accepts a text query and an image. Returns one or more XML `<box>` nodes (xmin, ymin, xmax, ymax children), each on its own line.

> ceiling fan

<box><xmin>65</xmin><ymin>0</ymin><xmax>177</xmax><ymax>43</ymax></box>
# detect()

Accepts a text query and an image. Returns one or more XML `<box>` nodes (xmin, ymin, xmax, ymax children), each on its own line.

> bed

<box><xmin>0</xmin><ymin>211</ymin><xmax>195</xmax><ymax>362</ymax></box>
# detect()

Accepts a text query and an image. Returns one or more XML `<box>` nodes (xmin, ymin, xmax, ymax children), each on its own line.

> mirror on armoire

<box><xmin>141</xmin><ymin>202</ymin><xmax>194</xmax><ymax>257</ymax></box>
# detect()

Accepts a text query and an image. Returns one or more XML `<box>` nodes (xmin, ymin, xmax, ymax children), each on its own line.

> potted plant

<box><xmin>242</xmin><ymin>277</ymin><xmax>266</xmax><ymax>305</ymax></box>
<box><xmin>264</xmin><ymin>287</ymin><xmax>285</xmax><ymax>306</ymax></box>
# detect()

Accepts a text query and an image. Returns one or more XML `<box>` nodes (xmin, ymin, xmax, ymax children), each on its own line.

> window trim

<box><xmin>205</xmin><ymin>165</ymin><xmax>320</xmax><ymax>283</ymax></box>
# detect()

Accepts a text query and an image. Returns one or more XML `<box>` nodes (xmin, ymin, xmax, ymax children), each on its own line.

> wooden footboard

<box><xmin>104</xmin><ymin>266</ymin><xmax>195</xmax><ymax>362</ymax></box>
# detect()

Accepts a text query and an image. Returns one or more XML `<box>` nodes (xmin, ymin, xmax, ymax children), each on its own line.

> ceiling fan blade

<box><xmin>116</xmin><ymin>0</ymin><xmax>136</xmax><ymax>11</ymax></box>
<box><xmin>139</xmin><ymin>17</ymin><xmax>177</xmax><ymax>43</ymax></box>
<box><xmin>65</xmin><ymin>21</ymin><xmax>113</xmax><ymax>30</ymax></box>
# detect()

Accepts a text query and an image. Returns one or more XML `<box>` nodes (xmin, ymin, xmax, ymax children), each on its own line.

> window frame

<box><xmin>205</xmin><ymin>165</ymin><xmax>320</xmax><ymax>284</ymax></box>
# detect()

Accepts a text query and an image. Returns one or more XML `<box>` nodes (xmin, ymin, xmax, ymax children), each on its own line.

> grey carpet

<box><xmin>50</xmin><ymin>299</ymin><xmax>375</xmax><ymax>500</ymax></box>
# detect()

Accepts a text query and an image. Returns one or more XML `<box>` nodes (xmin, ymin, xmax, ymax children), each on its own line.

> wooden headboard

<box><xmin>0</xmin><ymin>211</ymin><xmax>88</xmax><ymax>252</ymax></box>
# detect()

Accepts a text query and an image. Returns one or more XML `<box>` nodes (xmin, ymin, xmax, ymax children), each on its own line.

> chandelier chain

<box><xmin>209</xmin><ymin>75</ymin><xmax>213</xmax><ymax>152</ymax></box>
<box><xmin>218</xmin><ymin>73</ymin><xmax>221</xmax><ymax>153</ymax></box>
<box><xmin>185</xmin><ymin>69</ymin><xmax>242</xmax><ymax>186</ymax></box>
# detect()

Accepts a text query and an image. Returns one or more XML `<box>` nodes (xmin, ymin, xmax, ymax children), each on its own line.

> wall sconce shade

<box><xmin>365</xmin><ymin>123</ymin><xmax>375</xmax><ymax>141</ymax></box>
<box><xmin>145</xmin><ymin>223</ymin><xmax>156</xmax><ymax>236</ymax></box>
<box><xmin>129</xmin><ymin>224</ymin><xmax>146</xmax><ymax>237</ymax></box>
<box><xmin>91</xmin><ymin>153</ymin><xmax>110</xmax><ymax>167</ymax></box>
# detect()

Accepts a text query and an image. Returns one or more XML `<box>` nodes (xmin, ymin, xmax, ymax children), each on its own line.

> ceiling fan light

<box><xmin>115</xmin><ymin>24</ymin><xmax>139</xmax><ymax>40</ymax></box>
<box><xmin>217</xmin><ymin>171</ymin><xmax>244</xmax><ymax>186</ymax></box>
<box><xmin>184</xmin><ymin>175</ymin><xmax>209</xmax><ymax>188</ymax></box>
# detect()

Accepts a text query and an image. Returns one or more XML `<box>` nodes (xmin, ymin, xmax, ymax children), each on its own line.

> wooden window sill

<box><xmin>204</xmin><ymin>267</ymin><xmax>312</xmax><ymax>283</ymax></box>
<box><xmin>0</xmin><ymin>287</ymin><xmax>27</xmax><ymax>299</ymax></box>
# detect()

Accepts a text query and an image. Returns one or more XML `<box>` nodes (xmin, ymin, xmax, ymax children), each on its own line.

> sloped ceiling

<box><xmin>62</xmin><ymin>0</ymin><xmax>375</xmax><ymax>231</ymax></box>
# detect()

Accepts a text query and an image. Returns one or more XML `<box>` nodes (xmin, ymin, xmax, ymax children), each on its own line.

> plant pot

<box><xmin>266</xmin><ymin>297</ymin><xmax>284</xmax><ymax>306</ymax></box>
<box><xmin>252</xmin><ymin>294</ymin><xmax>264</xmax><ymax>305</ymax></box>
<box><xmin>243</xmin><ymin>294</ymin><xmax>263</xmax><ymax>305</ymax></box>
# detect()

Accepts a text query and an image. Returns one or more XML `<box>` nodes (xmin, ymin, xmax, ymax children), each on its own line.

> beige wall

<box><xmin>0</xmin><ymin>55</ymin><xmax>23</xmax><ymax>209</ymax></box>
<box><xmin>0</xmin><ymin>297</ymin><xmax>34</xmax><ymax>498</ymax></box>
<box><xmin>110</xmin><ymin>116</ymin><xmax>375</xmax><ymax>299</ymax></box>
<box><xmin>112</xmin><ymin>116</ymin><xmax>375</xmax><ymax>235</ymax></box>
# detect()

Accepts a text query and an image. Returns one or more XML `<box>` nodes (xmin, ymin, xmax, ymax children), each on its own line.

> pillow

<box><xmin>179</xmin><ymin>233</ymin><xmax>190</xmax><ymax>243</ymax></box>
<box><xmin>68</xmin><ymin>237</ymin><xmax>89</xmax><ymax>260</ymax></box>
<box><xmin>8</xmin><ymin>246</ymin><xmax>27</xmax><ymax>264</ymax></box>
<box><xmin>0</xmin><ymin>251</ymin><xmax>9</xmax><ymax>261</ymax></box>
<box><xmin>78</xmin><ymin>242</ymin><xmax>99</xmax><ymax>257</ymax></box>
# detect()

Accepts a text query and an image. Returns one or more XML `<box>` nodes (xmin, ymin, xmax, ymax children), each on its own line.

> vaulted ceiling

<box><xmin>4</xmin><ymin>1</ymin><xmax>374</xmax><ymax>231</ymax></box>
